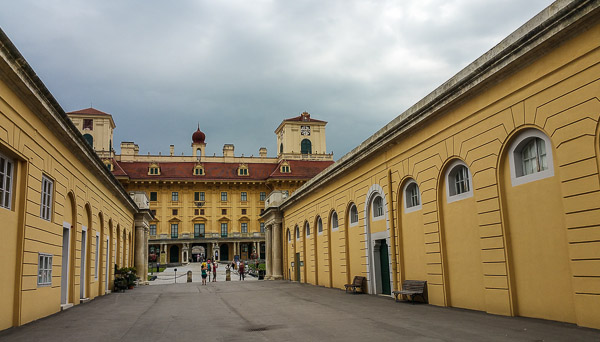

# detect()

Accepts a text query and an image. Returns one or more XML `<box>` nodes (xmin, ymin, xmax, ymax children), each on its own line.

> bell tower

<box><xmin>191</xmin><ymin>124</ymin><xmax>206</xmax><ymax>159</ymax></box>
<box><xmin>275</xmin><ymin>111</ymin><xmax>332</xmax><ymax>161</ymax></box>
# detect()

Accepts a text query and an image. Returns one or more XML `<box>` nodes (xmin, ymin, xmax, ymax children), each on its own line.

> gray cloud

<box><xmin>1</xmin><ymin>0</ymin><xmax>552</xmax><ymax>158</ymax></box>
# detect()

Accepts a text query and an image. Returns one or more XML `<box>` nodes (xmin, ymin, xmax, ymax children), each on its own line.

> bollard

<box><xmin>226</xmin><ymin>268</ymin><xmax>231</xmax><ymax>281</ymax></box>
<box><xmin>187</xmin><ymin>270</ymin><xmax>192</xmax><ymax>283</ymax></box>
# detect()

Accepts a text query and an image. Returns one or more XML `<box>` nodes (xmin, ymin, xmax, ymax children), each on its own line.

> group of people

<box><xmin>200</xmin><ymin>259</ymin><xmax>218</xmax><ymax>285</ymax></box>
<box><xmin>229</xmin><ymin>260</ymin><xmax>246</xmax><ymax>280</ymax></box>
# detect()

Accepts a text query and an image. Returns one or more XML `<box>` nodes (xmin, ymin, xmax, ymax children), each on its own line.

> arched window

<box><xmin>521</xmin><ymin>138</ymin><xmax>547</xmax><ymax>175</ymax></box>
<box><xmin>330</xmin><ymin>211</ymin><xmax>338</xmax><ymax>231</ymax></box>
<box><xmin>280</xmin><ymin>143</ymin><xmax>284</xmax><ymax>154</ymax></box>
<box><xmin>404</xmin><ymin>180</ymin><xmax>422</xmax><ymax>213</ymax></box>
<box><xmin>317</xmin><ymin>216</ymin><xmax>323</xmax><ymax>234</ymax></box>
<box><xmin>373</xmin><ymin>196</ymin><xmax>384</xmax><ymax>218</ymax></box>
<box><xmin>287</xmin><ymin>229</ymin><xmax>291</xmax><ymax>242</ymax></box>
<box><xmin>508</xmin><ymin>129</ymin><xmax>554</xmax><ymax>186</ymax></box>
<box><xmin>83</xmin><ymin>134</ymin><xmax>93</xmax><ymax>147</ymax></box>
<box><xmin>301</xmin><ymin>139</ymin><xmax>312</xmax><ymax>155</ymax></box>
<box><xmin>445</xmin><ymin>161</ymin><xmax>473</xmax><ymax>202</ymax></box>
<box><xmin>193</xmin><ymin>164</ymin><xmax>204</xmax><ymax>175</ymax></box>
<box><xmin>349</xmin><ymin>204</ymin><xmax>358</xmax><ymax>226</ymax></box>
<box><xmin>295</xmin><ymin>225</ymin><xmax>300</xmax><ymax>240</ymax></box>
<box><xmin>305</xmin><ymin>222</ymin><xmax>310</xmax><ymax>237</ymax></box>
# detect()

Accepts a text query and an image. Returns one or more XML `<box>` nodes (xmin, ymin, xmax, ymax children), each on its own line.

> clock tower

<box><xmin>274</xmin><ymin>111</ymin><xmax>333</xmax><ymax>161</ymax></box>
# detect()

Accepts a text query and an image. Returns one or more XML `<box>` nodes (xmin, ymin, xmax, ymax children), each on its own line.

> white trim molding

<box><xmin>445</xmin><ymin>160</ymin><xmax>474</xmax><ymax>203</ymax></box>
<box><xmin>508</xmin><ymin>128</ymin><xmax>555</xmax><ymax>187</ymax></box>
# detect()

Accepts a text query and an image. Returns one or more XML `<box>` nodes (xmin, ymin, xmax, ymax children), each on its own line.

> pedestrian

<box><xmin>239</xmin><ymin>260</ymin><xmax>245</xmax><ymax>281</ymax></box>
<box><xmin>212</xmin><ymin>261</ymin><xmax>218</xmax><ymax>282</ymax></box>
<box><xmin>201</xmin><ymin>262</ymin><xmax>207</xmax><ymax>285</ymax></box>
<box><xmin>207</xmin><ymin>259</ymin><xmax>211</xmax><ymax>282</ymax></box>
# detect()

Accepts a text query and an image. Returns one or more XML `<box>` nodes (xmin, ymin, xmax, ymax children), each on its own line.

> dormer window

<box><xmin>148</xmin><ymin>163</ymin><xmax>160</xmax><ymax>175</ymax></box>
<box><xmin>238</xmin><ymin>164</ymin><xmax>249</xmax><ymax>176</ymax></box>
<box><xmin>104</xmin><ymin>160</ymin><xmax>113</xmax><ymax>171</ymax></box>
<box><xmin>280</xmin><ymin>161</ymin><xmax>291</xmax><ymax>173</ymax></box>
<box><xmin>193</xmin><ymin>164</ymin><xmax>204</xmax><ymax>176</ymax></box>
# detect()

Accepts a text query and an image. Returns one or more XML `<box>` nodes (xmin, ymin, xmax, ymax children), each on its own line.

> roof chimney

<box><xmin>223</xmin><ymin>144</ymin><xmax>234</xmax><ymax>157</ymax></box>
<box><xmin>170</xmin><ymin>145</ymin><xmax>174</xmax><ymax>156</ymax></box>
<box><xmin>259</xmin><ymin>147</ymin><xmax>267</xmax><ymax>157</ymax></box>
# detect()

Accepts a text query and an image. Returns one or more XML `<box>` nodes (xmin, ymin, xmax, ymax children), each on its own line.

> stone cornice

<box><xmin>281</xmin><ymin>0</ymin><xmax>600</xmax><ymax>211</ymax></box>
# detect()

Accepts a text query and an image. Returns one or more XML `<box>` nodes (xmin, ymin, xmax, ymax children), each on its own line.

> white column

<box><xmin>265</xmin><ymin>226</ymin><xmax>272</xmax><ymax>279</ymax></box>
<box><xmin>272</xmin><ymin>222</ymin><xmax>283</xmax><ymax>279</ymax></box>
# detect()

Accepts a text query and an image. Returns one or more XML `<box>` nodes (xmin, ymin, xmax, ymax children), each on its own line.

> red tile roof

<box><xmin>269</xmin><ymin>160</ymin><xmax>334</xmax><ymax>179</ymax></box>
<box><xmin>283</xmin><ymin>112</ymin><xmax>326</xmax><ymax>123</ymax></box>
<box><xmin>112</xmin><ymin>159</ymin><xmax>333</xmax><ymax>181</ymax></box>
<box><xmin>67</xmin><ymin>107</ymin><xmax>112</xmax><ymax>116</ymax></box>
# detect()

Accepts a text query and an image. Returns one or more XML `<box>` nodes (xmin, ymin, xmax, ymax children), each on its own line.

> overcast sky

<box><xmin>1</xmin><ymin>0</ymin><xmax>553</xmax><ymax>159</ymax></box>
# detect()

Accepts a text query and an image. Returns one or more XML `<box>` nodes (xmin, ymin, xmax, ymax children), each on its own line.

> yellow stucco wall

<box><xmin>281</xmin><ymin>19</ymin><xmax>600</xmax><ymax>329</ymax></box>
<box><xmin>0</xmin><ymin>78</ymin><xmax>135</xmax><ymax>329</ymax></box>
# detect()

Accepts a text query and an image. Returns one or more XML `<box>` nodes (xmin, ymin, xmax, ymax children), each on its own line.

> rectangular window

<box><xmin>241</xmin><ymin>209</ymin><xmax>247</xmax><ymax>215</ymax></box>
<box><xmin>150</xmin><ymin>224</ymin><xmax>157</xmax><ymax>236</ymax></box>
<box><xmin>40</xmin><ymin>175</ymin><xmax>53</xmax><ymax>221</ymax></box>
<box><xmin>172</xmin><ymin>209</ymin><xmax>178</xmax><ymax>216</ymax></box>
<box><xmin>221</xmin><ymin>223</ymin><xmax>228</xmax><ymax>237</ymax></box>
<box><xmin>260</xmin><ymin>222</ymin><xmax>265</xmax><ymax>233</ymax></box>
<box><xmin>195</xmin><ymin>209</ymin><xmax>199</xmax><ymax>215</ymax></box>
<box><xmin>260</xmin><ymin>192</ymin><xmax>266</xmax><ymax>201</ymax></box>
<box><xmin>222</xmin><ymin>209</ymin><xmax>227</xmax><ymax>215</ymax></box>
<box><xmin>83</xmin><ymin>119</ymin><xmax>93</xmax><ymax>130</ymax></box>
<box><xmin>194</xmin><ymin>192</ymin><xmax>199</xmax><ymax>201</ymax></box>
<box><xmin>194</xmin><ymin>223</ymin><xmax>205</xmax><ymax>238</ymax></box>
<box><xmin>0</xmin><ymin>154</ymin><xmax>14</xmax><ymax>209</ymax></box>
<box><xmin>199</xmin><ymin>192</ymin><xmax>205</xmax><ymax>201</ymax></box>
<box><xmin>151</xmin><ymin>210</ymin><xmax>156</xmax><ymax>216</ymax></box>
<box><xmin>171</xmin><ymin>224</ymin><xmax>178</xmax><ymax>238</ymax></box>
<box><xmin>221</xmin><ymin>192</ymin><xmax>227</xmax><ymax>202</ymax></box>
<box><xmin>95</xmin><ymin>235</ymin><xmax>99</xmax><ymax>279</ymax></box>
<box><xmin>241</xmin><ymin>192</ymin><xmax>247</xmax><ymax>202</ymax></box>
<box><xmin>172</xmin><ymin>192</ymin><xmax>179</xmax><ymax>201</ymax></box>
<box><xmin>150</xmin><ymin>192</ymin><xmax>157</xmax><ymax>201</ymax></box>
<box><xmin>241</xmin><ymin>222</ymin><xmax>248</xmax><ymax>233</ymax></box>
<box><xmin>200</xmin><ymin>209</ymin><xmax>205</xmax><ymax>215</ymax></box>
<box><xmin>37</xmin><ymin>253</ymin><xmax>52</xmax><ymax>286</ymax></box>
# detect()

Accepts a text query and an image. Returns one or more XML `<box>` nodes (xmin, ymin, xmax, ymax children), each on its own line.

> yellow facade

<box><xmin>0</xmin><ymin>31</ymin><xmax>140</xmax><ymax>330</ymax></box>
<box><xmin>278</xmin><ymin>3</ymin><xmax>600</xmax><ymax>329</ymax></box>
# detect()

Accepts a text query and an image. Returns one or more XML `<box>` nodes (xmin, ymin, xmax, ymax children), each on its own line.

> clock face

<box><xmin>300</xmin><ymin>125</ymin><xmax>311</xmax><ymax>136</ymax></box>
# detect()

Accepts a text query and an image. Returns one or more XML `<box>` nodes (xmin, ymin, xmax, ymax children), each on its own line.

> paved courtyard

<box><xmin>1</xmin><ymin>277</ymin><xmax>598</xmax><ymax>341</ymax></box>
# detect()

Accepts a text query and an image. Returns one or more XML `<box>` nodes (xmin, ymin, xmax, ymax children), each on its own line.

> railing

<box><xmin>151</xmin><ymin>232</ymin><xmax>265</xmax><ymax>241</ymax></box>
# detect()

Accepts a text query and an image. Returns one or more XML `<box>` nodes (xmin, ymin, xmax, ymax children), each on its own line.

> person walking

<box><xmin>212</xmin><ymin>261</ymin><xmax>218</xmax><ymax>282</ymax></box>
<box><xmin>201</xmin><ymin>262</ymin><xmax>208</xmax><ymax>285</ymax></box>
<box><xmin>207</xmin><ymin>259</ymin><xmax>212</xmax><ymax>282</ymax></box>
<box><xmin>239</xmin><ymin>260</ymin><xmax>245</xmax><ymax>281</ymax></box>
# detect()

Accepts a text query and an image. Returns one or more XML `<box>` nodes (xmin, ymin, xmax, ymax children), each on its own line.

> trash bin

<box><xmin>258</xmin><ymin>270</ymin><xmax>265</xmax><ymax>280</ymax></box>
<box><xmin>226</xmin><ymin>268</ymin><xmax>231</xmax><ymax>281</ymax></box>
<box><xmin>187</xmin><ymin>270</ymin><xmax>192</xmax><ymax>283</ymax></box>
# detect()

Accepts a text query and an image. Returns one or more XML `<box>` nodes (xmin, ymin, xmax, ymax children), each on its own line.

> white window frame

<box><xmin>330</xmin><ymin>211</ymin><xmax>339</xmax><ymax>232</ymax></box>
<box><xmin>221</xmin><ymin>192</ymin><xmax>228</xmax><ymax>202</ymax></box>
<box><xmin>260</xmin><ymin>222</ymin><xmax>265</xmax><ymax>233</ymax></box>
<box><xmin>317</xmin><ymin>217</ymin><xmax>323</xmax><ymax>235</ymax></box>
<box><xmin>221</xmin><ymin>223</ymin><xmax>228</xmax><ymax>237</ymax></box>
<box><xmin>171</xmin><ymin>192</ymin><xmax>179</xmax><ymax>202</ymax></box>
<box><xmin>287</xmin><ymin>229</ymin><xmax>291</xmax><ymax>242</ymax></box>
<box><xmin>403</xmin><ymin>180</ymin><xmax>422</xmax><ymax>213</ymax></box>
<box><xmin>260</xmin><ymin>192</ymin><xmax>266</xmax><ymax>201</ymax></box>
<box><xmin>349</xmin><ymin>204</ymin><xmax>358</xmax><ymax>227</ymax></box>
<box><xmin>241</xmin><ymin>222</ymin><xmax>248</xmax><ymax>233</ymax></box>
<box><xmin>445</xmin><ymin>160</ymin><xmax>474</xmax><ymax>203</ymax></box>
<box><xmin>295</xmin><ymin>225</ymin><xmax>300</xmax><ymax>240</ymax></box>
<box><xmin>508</xmin><ymin>129</ymin><xmax>555</xmax><ymax>187</ymax></box>
<box><xmin>241</xmin><ymin>192</ymin><xmax>247</xmax><ymax>202</ymax></box>
<box><xmin>40</xmin><ymin>175</ymin><xmax>53</xmax><ymax>221</ymax></box>
<box><xmin>199</xmin><ymin>192</ymin><xmax>205</xmax><ymax>201</ymax></box>
<box><xmin>0</xmin><ymin>153</ymin><xmax>14</xmax><ymax>210</ymax></box>
<box><xmin>372</xmin><ymin>196</ymin><xmax>384</xmax><ymax>219</ymax></box>
<box><xmin>305</xmin><ymin>222</ymin><xmax>310</xmax><ymax>237</ymax></box>
<box><xmin>149</xmin><ymin>224</ymin><xmax>157</xmax><ymax>236</ymax></box>
<box><xmin>37</xmin><ymin>253</ymin><xmax>53</xmax><ymax>286</ymax></box>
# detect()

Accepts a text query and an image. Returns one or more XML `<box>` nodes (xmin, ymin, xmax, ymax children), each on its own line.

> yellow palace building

<box><xmin>66</xmin><ymin>108</ymin><xmax>333</xmax><ymax>265</ymax></box>
<box><xmin>262</xmin><ymin>0</ymin><xmax>600</xmax><ymax>330</ymax></box>
<box><xmin>0</xmin><ymin>30</ymin><xmax>151</xmax><ymax>330</ymax></box>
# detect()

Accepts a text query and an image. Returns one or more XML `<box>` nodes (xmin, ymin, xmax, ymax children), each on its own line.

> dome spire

<box><xmin>192</xmin><ymin>124</ymin><xmax>206</xmax><ymax>144</ymax></box>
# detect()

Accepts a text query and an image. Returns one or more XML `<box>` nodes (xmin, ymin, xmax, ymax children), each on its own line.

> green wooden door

<box><xmin>380</xmin><ymin>240</ymin><xmax>391</xmax><ymax>295</ymax></box>
<box><xmin>295</xmin><ymin>253</ymin><xmax>301</xmax><ymax>282</ymax></box>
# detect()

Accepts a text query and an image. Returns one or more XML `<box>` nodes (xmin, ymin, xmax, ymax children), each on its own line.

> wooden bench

<box><xmin>344</xmin><ymin>276</ymin><xmax>366</xmax><ymax>294</ymax></box>
<box><xmin>392</xmin><ymin>280</ymin><xmax>427</xmax><ymax>303</ymax></box>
